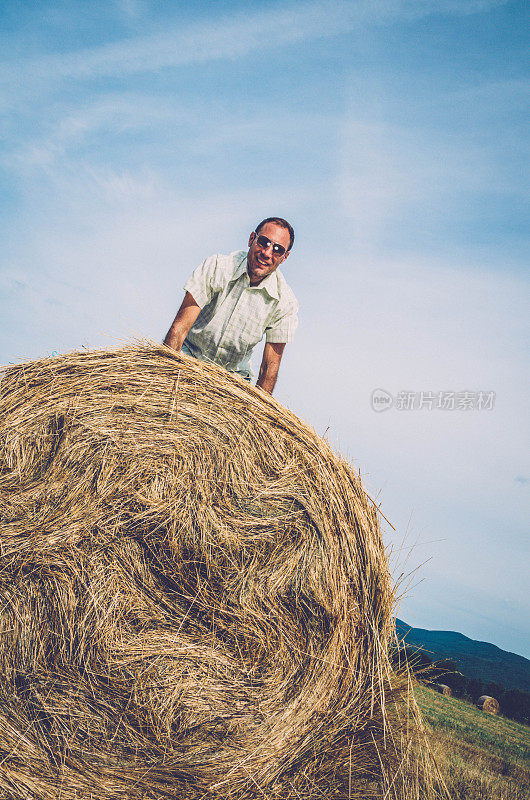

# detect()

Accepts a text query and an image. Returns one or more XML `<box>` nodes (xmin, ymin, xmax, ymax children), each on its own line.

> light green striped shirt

<box><xmin>182</xmin><ymin>250</ymin><xmax>298</xmax><ymax>379</ymax></box>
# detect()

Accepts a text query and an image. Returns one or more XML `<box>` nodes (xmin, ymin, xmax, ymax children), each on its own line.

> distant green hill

<box><xmin>396</xmin><ymin>619</ymin><xmax>530</xmax><ymax>694</ymax></box>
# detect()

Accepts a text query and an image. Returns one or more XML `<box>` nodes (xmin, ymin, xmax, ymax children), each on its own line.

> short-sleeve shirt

<box><xmin>182</xmin><ymin>250</ymin><xmax>298</xmax><ymax>379</ymax></box>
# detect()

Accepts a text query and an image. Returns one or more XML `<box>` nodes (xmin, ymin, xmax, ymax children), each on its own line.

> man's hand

<box><xmin>256</xmin><ymin>342</ymin><xmax>286</xmax><ymax>395</ymax></box>
<box><xmin>163</xmin><ymin>292</ymin><xmax>201</xmax><ymax>352</ymax></box>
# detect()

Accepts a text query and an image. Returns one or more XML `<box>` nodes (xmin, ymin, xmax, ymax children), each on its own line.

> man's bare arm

<box><xmin>256</xmin><ymin>342</ymin><xmax>286</xmax><ymax>395</ymax></box>
<box><xmin>163</xmin><ymin>292</ymin><xmax>201</xmax><ymax>351</ymax></box>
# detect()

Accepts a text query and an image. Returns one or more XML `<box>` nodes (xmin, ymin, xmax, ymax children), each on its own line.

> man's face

<box><xmin>247</xmin><ymin>222</ymin><xmax>291</xmax><ymax>285</ymax></box>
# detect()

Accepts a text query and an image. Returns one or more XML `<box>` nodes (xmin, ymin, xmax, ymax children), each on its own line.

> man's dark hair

<box><xmin>255</xmin><ymin>217</ymin><xmax>295</xmax><ymax>251</ymax></box>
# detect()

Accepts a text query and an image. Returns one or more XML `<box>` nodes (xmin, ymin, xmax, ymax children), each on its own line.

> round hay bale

<box><xmin>433</xmin><ymin>684</ymin><xmax>452</xmax><ymax>697</ymax></box>
<box><xmin>0</xmin><ymin>344</ymin><xmax>430</xmax><ymax>799</ymax></box>
<box><xmin>476</xmin><ymin>696</ymin><xmax>500</xmax><ymax>714</ymax></box>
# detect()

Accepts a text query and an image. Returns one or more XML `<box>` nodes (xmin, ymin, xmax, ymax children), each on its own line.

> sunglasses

<box><xmin>253</xmin><ymin>232</ymin><xmax>288</xmax><ymax>257</ymax></box>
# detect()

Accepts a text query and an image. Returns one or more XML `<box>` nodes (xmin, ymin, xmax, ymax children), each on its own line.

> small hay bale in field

<box><xmin>476</xmin><ymin>695</ymin><xmax>500</xmax><ymax>714</ymax></box>
<box><xmin>0</xmin><ymin>344</ymin><xmax>437</xmax><ymax>800</ymax></box>
<box><xmin>433</xmin><ymin>684</ymin><xmax>452</xmax><ymax>697</ymax></box>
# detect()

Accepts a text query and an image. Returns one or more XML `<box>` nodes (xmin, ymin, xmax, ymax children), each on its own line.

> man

<box><xmin>163</xmin><ymin>217</ymin><xmax>298</xmax><ymax>395</ymax></box>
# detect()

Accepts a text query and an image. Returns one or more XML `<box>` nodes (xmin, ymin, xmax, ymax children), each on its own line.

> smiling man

<box><xmin>163</xmin><ymin>217</ymin><xmax>298</xmax><ymax>394</ymax></box>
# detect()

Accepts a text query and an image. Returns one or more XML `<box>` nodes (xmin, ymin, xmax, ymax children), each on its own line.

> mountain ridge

<box><xmin>395</xmin><ymin>618</ymin><xmax>530</xmax><ymax>693</ymax></box>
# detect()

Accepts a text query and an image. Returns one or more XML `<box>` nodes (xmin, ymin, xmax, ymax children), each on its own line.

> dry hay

<box><xmin>433</xmin><ymin>685</ymin><xmax>452</xmax><ymax>697</ymax></box>
<box><xmin>0</xmin><ymin>344</ymin><xmax>441</xmax><ymax>800</ymax></box>
<box><xmin>476</xmin><ymin>696</ymin><xmax>500</xmax><ymax>715</ymax></box>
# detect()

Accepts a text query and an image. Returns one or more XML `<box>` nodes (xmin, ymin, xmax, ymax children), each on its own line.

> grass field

<box><xmin>415</xmin><ymin>685</ymin><xmax>530</xmax><ymax>799</ymax></box>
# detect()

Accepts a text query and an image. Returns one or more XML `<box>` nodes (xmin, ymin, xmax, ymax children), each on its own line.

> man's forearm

<box><xmin>256</xmin><ymin>342</ymin><xmax>285</xmax><ymax>395</ymax></box>
<box><xmin>163</xmin><ymin>323</ymin><xmax>186</xmax><ymax>352</ymax></box>
<box><xmin>163</xmin><ymin>292</ymin><xmax>201</xmax><ymax>352</ymax></box>
<box><xmin>256</xmin><ymin>365</ymin><xmax>279</xmax><ymax>394</ymax></box>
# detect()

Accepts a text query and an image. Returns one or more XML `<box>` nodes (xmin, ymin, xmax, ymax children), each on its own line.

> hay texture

<box><xmin>433</xmin><ymin>684</ymin><xmax>452</xmax><ymax>697</ymax></box>
<box><xmin>476</xmin><ymin>696</ymin><xmax>500</xmax><ymax>715</ymax></box>
<box><xmin>0</xmin><ymin>345</ymin><xmax>428</xmax><ymax>799</ymax></box>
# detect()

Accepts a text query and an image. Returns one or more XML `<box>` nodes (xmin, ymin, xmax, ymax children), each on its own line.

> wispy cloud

<box><xmin>117</xmin><ymin>0</ymin><xmax>148</xmax><ymax>23</ymax></box>
<box><xmin>2</xmin><ymin>94</ymin><xmax>192</xmax><ymax>174</ymax></box>
<box><xmin>338</xmin><ymin>70</ymin><xmax>528</xmax><ymax>254</ymax></box>
<box><xmin>339</xmin><ymin>118</ymin><xmax>497</xmax><ymax>243</ymax></box>
<box><xmin>0</xmin><ymin>0</ymin><xmax>507</xmax><ymax>86</ymax></box>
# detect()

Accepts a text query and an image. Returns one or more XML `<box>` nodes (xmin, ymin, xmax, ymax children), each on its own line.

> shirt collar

<box><xmin>231</xmin><ymin>251</ymin><xmax>280</xmax><ymax>300</ymax></box>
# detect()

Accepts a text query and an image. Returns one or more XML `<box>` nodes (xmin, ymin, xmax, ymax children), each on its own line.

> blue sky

<box><xmin>1</xmin><ymin>0</ymin><xmax>529</xmax><ymax>657</ymax></box>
